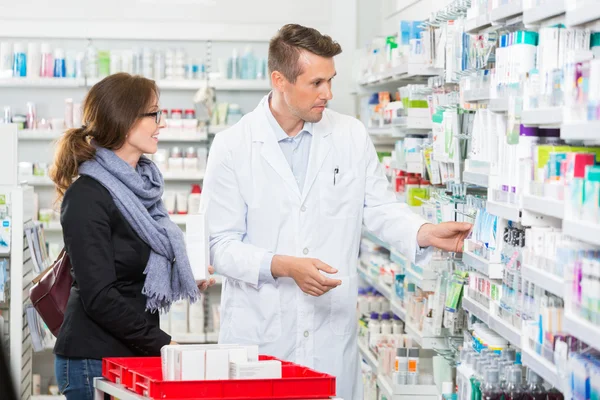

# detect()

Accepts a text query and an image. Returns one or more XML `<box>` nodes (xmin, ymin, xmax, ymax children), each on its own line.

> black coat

<box><xmin>54</xmin><ymin>176</ymin><xmax>171</xmax><ymax>359</ymax></box>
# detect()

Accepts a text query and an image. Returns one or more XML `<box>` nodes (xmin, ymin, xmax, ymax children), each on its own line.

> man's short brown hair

<box><xmin>268</xmin><ymin>24</ymin><xmax>342</xmax><ymax>83</ymax></box>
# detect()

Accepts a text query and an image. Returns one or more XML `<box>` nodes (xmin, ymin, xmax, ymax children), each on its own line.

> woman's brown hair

<box><xmin>50</xmin><ymin>73</ymin><xmax>159</xmax><ymax>199</ymax></box>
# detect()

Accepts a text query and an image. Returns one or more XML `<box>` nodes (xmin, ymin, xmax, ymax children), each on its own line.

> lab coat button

<box><xmin>301</xmin><ymin>206</ymin><xmax>306</xmax><ymax>212</ymax></box>
<box><xmin>304</xmin><ymin>331</ymin><xmax>309</xmax><ymax>338</ymax></box>
<box><xmin>303</xmin><ymin>248</ymin><xmax>309</xmax><ymax>255</ymax></box>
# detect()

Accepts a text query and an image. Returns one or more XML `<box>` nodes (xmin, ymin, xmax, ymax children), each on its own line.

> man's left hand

<box><xmin>416</xmin><ymin>222</ymin><xmax>472</xmax><ymax>253</ymax></box>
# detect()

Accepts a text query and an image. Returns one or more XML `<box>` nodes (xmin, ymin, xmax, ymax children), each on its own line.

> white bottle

<box><xmin>187</xmin><ymin>184</ymin><xmax>202</xmax><ymax>215</ymax></box>
<box><xmin>368</xmin><ymin>312</ymin><xmax>380</xmax><ymax>350</ymax></box>
<box><xmin>27</xmin><ymin>43</ymin><xmax>40</xmax><ymax>78</ymax></box>
<box><xmin>85</xmin><ymin>41</ymin><xmax>98</xmax><ymax>79</ymax></box>
<box><xmin>380</xmin><ymin>312</ymin><xmax>393</xmax><ymax>335</ymax></box>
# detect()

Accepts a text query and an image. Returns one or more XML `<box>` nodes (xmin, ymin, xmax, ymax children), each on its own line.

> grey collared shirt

<box><xmin>259</xmin><ymin>95</ymin><xmax>313</xmax><ymax>286</ymax></box>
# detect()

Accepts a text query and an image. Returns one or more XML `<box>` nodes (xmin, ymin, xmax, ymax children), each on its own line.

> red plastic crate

<box><xmin>103</xmin><ymin>357</ymin><xmax>161</xmax><ymax>387</ymax></box>
<box><xmin>103</xmin><ymin>355</ymin><xmax>336</xmax><ymax>399</ymax></box>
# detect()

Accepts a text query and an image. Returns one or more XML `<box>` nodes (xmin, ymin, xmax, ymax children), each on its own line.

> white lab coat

<box><xmin>202</xmin><ymin>96</ymin><xmax>429</xmax><ymax>400</ymax></box>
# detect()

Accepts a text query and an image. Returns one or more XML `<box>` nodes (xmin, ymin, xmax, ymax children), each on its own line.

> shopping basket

<box><xmin>102</xmin><ymin>355</ymin><xmax>336</xmax><ymax>399</ymax></box>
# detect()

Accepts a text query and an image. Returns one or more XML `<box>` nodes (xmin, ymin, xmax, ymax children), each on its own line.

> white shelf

<box><xmin>406</xmin><ymin>117</ymin><xmax>432</xmax><ymax>130</ymax></box>
<box><xmin>523</xmin><ymin>1</ymin><xmax>565</xmax><ymax>25</ymax></box>
<box><xmin>565</xmin><ymin>312</ymin><xmax>600</xmax><ymax>351</ymax></box>
<box><xmin>363</xmin><ymin>231</ymin><xmax>392</xmax><ymax>252</ymax></box>
<box><xmin>161</xmin><ymin>170</ymin><xmax>205</xmax><ymax>181</ymax></box>
<box><xmin>490</xmin><ymin>2</ymin><xmax>523</xmax><ymax>23</ymax></box>
<box><xmin>358</xmin><ymin>263</ymin><xmax>393</xmax><ymax>299</ymax></box>
<box><xmin>87</xmin><ymin>78</ymin><xmax>271</xmax><ymax>91</ymax></box>
<box><xmin>566</xmin><ymin>2</ymin><xmax>600</xmax><ymax>27</ymax></box>
<box><xmin>463</xmin><ymin>296</ymin><xmax>522</xmax><ymax>346</ymax></box>
<box><xmin>488</xmin><ymin>314</ymin><xmax>522</xmax><ymax>346</ymax></box>
<box><xmin>486</xmin><ymin>200</ymin><xmax>521</xmax><ymax>222</ymax></box>
<box><xmin>210</xmin><ymin>79</ymin><xmax>271</xmax><ymax>91</ymax></box>
<box><xmin>404</xmin><ymin>265</ymin><xmax>437</xmax><ymax>292</ymax></box>
<box><xmin>358</xmin><ymin>341</ymin><xmax>378</xmax><ymax>373</ymax></box>
<box><xmin>463</xmin><ymin>87</ymin><xmax>490</xmax><ymax>102</ymax></box>
<box><xmin>406</xmin><ymin>64</ymin><xmax>444</xmax><ymax>77</ymax></box>
<box><xmin>488</xmin><ymin>97</ymin><xmax>508</xmax><ymax>113</ymax></box>
<box><xmin>21</xmin><ymin>176</ymin><xmax>54</xmax><ymax>186</ymax></box>
<box><xmin>377</xmin><ymin>374</ymin><xmax>395</xmax><ymax>400</ymax></box>
<box><xmin>463</xmin><ymin>170</ymin><xmax>489</xmax><ymax>188</ymax></box>
<box><xmin>563</xmin><ymin>219</ymin><xmax>600</xmax><ymax>246</ymax></box>
<box><xmin>462</xmin><ymin>295</ymin><xmax>490</xmax><ymax>324</ymax></box>
<box><xmin>42</xmin><ymin>221</ymin><xmax>62</xmax><ymax>232</ymax></box>
<box><xmin>359</xmin><ymin>65</ymin><xmax>408</xmax><ymax>87</ymax></box>
<box><xmin>368</xmin><ymin>127</ymin><xmax>394</xmax><ymax>136</ymax></box>
<box><xmin>18</xmin><ymin>130</ymin><xmax>63</xmax><ymax>140</ymax></box>
<box><xmin>521</xmin><ymin>264</ymin><xmax>564</xmax><ymax>297</ymax></box>
<box><xmin>0</xmin><ymin>77</ymin><xmax>85</xmax><ymax>88</ymax></box>
<box><xmin>561</xmin><ymin>120</ymin><xmax>600</xmax><ymax>142</ymax></box>
<box><xmin>521</xmin><ymin>107</ymin><xmax>563</xmax><ymax>126</ymax></box>
<box><xmin>521</xmin><ymin>349</ymin><xmax>563</xmax><ymax>392</ymax></box>
<box><xmin>522</xmin><ymin>194</ymin><xmax>564</xmax><ymax>219</ymax></box>
<box><xmin>462</xmin><ymin>250</ymin><xmax>504</xmax><ymax>279</ymax></box>
<box><xmin>159</xmin><ymin>129</ymin><xmax>208</xmax><ymax>142</ymax></box>
<box><xmin>31</xmin><ymin>396</ymin><xmax>66</xmax><ymax>400</ymax></box>
<box><xmin>465</xmin><ymin>13</ymin><xmax>492</xmax><ymax>34</ymax></box>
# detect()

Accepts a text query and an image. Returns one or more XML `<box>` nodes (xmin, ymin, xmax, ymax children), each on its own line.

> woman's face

<box><xmin>125</xmin><ymin>96</ymin><xmax>165</xmax><ymax>156</ymax></box>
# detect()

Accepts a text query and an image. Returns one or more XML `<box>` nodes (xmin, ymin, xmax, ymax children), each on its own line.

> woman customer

<box><xmin>50</xmin><ymin>73</ymin><xmax>213</xmax><ymax>400</ymax></box>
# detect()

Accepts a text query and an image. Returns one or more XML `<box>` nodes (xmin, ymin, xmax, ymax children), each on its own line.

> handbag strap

<box><xmin>32</xmin><ymin>248</ymin><xmax>66</xmax><ymax>284</ymax></box>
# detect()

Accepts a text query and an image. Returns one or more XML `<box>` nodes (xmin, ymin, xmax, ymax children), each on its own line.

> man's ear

<box><xmin>271</xmin><ymin>70</ymin><xmax>287</xmax><ymax>92</ymax></box>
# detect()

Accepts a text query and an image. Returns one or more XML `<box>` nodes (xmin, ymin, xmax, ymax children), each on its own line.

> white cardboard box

<box><xmin>186</xmin><ymin>213</ymin><xmax>210</xmax><ymax>281</ymax></box>
<box><xmin>175</xmin><ymin>348</ymin><xmax>206</xmax><ymax>381</ymax></box>
<box><xmin>230</xmin><ymin>360</ymin><xmax>282</xmax><ymax>380</ymax></box>
<box><xmin>205</xmin><ymin>349</ymin><xmax>230</xmax><ymax>380</ymax></box>
<box><xmin>244</xmin><ymin>345</ymin><xmax>259</xmax><ymax>362</ymax></box>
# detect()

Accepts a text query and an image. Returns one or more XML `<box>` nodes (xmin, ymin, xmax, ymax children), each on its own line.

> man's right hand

<box><xmin>271</xmin><ymin>255</ymin><xmax>342</xmax><ymax>297</ymax></box>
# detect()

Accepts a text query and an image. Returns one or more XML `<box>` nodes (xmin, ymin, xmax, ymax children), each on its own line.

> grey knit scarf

<box><xmin>79</xmin><ymin>145</ymin><xmax>200</xmax><ymax>313</ymax></box>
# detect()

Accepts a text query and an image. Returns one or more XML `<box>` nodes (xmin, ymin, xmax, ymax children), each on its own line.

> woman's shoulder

<box><xmin>62</xmin><ymin>176</ymin><xmax>114</xmax><ymax>214</ymax></box>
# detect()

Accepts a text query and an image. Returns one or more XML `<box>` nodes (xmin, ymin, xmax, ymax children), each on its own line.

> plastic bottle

<box><xmin>187</xmin><ymin>184</ymin><xmax>202</xmax><ymax>215</ymax></box>
<box><xmin>471</xmin><ymin>360</ymin><xmax>489</xmax><ymax>400</ymax></box>
<box><xmin>504</xmin><ymin>366</ymin><xmax>524</xmax><ymax>400</ymax></box>
<box><xmin>227</xmin><ymin>48</ymin><xmax>239</xmax><ymax>80</ymax></box>
<box><xmin>392</xmin><ymin>314</ymin><xmax>403</xmax><ymax>334</ymax></box>
<box><xmin>39</xmin><ymin>43</ymin><xmax>53</xmax><ymax>78</ymax></box>
<box><xmin>85</xmin><ymin>40</ymin><xmax>98</xmax><ymax>79</ymax></box>
<box><xmin>480</xmin><ymin>368</ymin><xmax>503</xmax><ymax>400</ymax></box>
<box><xmin>53</xmin><ymin>48</ymin><xmax>66</xmax><ymax>78</ymax></box>
<box><xmin>524</xmin><ymin>370</ymin><xmax>546</xmax><ymax>400</ymax></box>
<box><xmin>380</xmin><ymin>312</ymin><xmax>392</xmax><ymax>335</ymax></box>
<box><xmin>12</xmin><ymin>43</ymin><xmax>26</xmax><ymax>77</ymax></box>
<box><xmin>367</xmin><ymin>312</ymin><xmax>380</xmax><ymax>350</ymax></box>
<box><xmin>241</xmin><ymin>46</ymin><xmax>256</xmax><ymax>80</ymax></box>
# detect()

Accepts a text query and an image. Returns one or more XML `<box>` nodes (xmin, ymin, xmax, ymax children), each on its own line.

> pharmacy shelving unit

<box><xmin>0</xmin><ymin>186</ymin><xmax>36</xmax><ymax>399</ymax></box>
<box><xmin>522</xmin><ymin>195</ymin><xmax>564</xmax><ymax>220</ymax></box>
<box><xmin>359</xmin><ymin>231</ymin><xmax>459</xmax><ymax>351</ymax></box>
<box><xmin>521</xmin><ymin>107</ymin><xmax>563</xmax><ymax>127</ymax></box>
<box><xmin>522</xmin><ymin>1</ymin><xmax>565</xmax><ymax>25</ymax></box>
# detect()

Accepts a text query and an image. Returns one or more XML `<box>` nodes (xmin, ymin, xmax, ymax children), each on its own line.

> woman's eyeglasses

<box><xmin>140</xmin><ymin>110</ymin><xmax>163</xmax><ymax>124</ymax></box>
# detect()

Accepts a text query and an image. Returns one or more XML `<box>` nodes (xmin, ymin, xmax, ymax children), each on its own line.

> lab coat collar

<box><xmin>250</xmin><ymin>95</ymin><xmax>333</xmax><ymax>203</ymax></box>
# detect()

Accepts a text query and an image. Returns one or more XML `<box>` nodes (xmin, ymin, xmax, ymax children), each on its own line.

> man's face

<box><xmin>281</xmin><ymin>50</ymin><xmax>336</xmax><ymax>123</ymax></box>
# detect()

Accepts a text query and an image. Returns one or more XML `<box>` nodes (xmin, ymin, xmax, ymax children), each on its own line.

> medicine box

<box><xmin>186</xmin><ymin>213</ymin><xmax>210</xmax><ymax>281</ymax></box>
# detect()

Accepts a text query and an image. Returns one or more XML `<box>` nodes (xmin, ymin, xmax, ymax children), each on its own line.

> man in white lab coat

<box><xmin>202</xmin><ymin>24</ymin><xmax>471</xmax><ymax>400</ymax></box>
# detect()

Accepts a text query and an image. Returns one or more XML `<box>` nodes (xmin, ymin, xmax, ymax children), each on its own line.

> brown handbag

<box><xmin>29</xmin><ymin>249</ymin><xmax>73</xmax><ymax>337</ymax></box>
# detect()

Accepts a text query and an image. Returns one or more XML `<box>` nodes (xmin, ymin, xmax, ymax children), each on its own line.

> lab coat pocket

<box><xmin>229</xmin><ymin>283</ymin><xmax>282</xmax><ymax>344</ymax></box>
<box><xmin>319</xmin><ymin>169</ymin><xmax>362</xmax><ymax>218</ymax></box>
<box><xmin>329</xmin><ymin>275</ymin><xmax>358</xmax><ymax>336</ymax></box>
